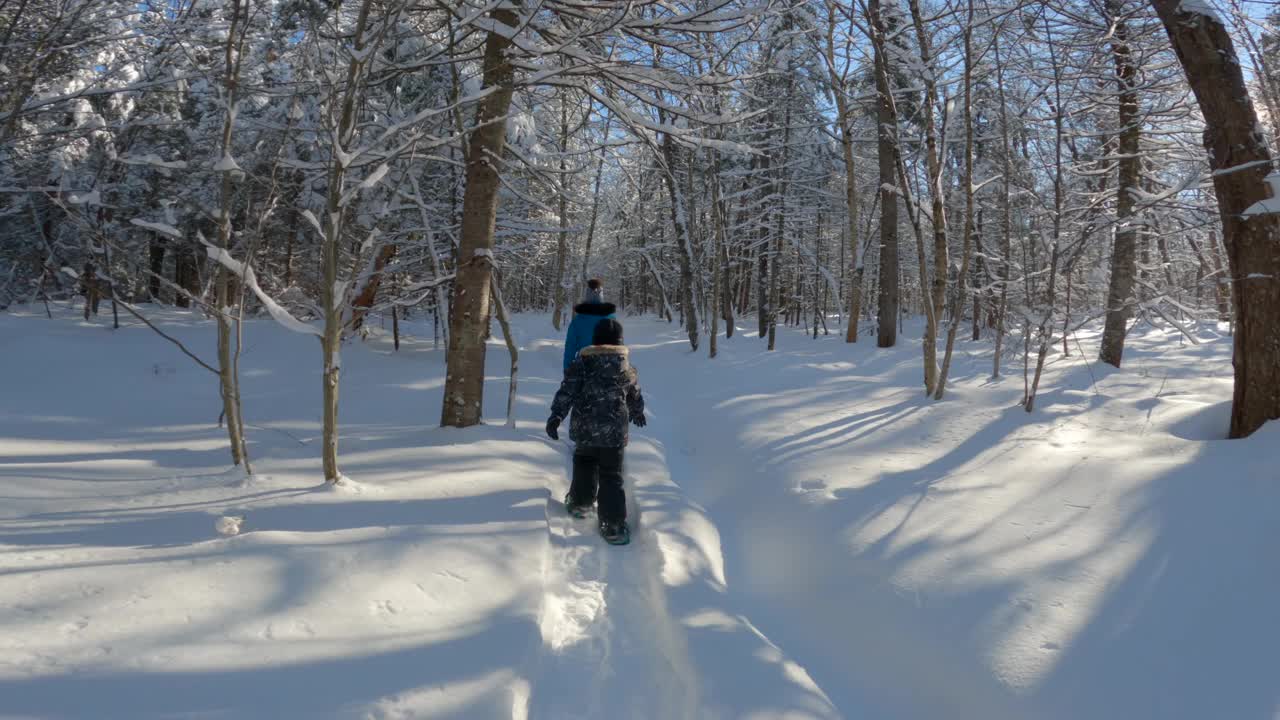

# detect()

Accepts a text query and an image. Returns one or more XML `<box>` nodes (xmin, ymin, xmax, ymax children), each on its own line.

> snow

<box><xmin>201</xmin><ymin>239</ymin><xmax>322</xmax><ymax>338</ymax></box>
<box><xmin>333</xmin><ymin>143</ymin><xmax>355</xmax><ymax>169</ymax></box>
<box><xmin>212</xmin><ymin>153</ymin><xmax>242</xmax><ymax>173</ymax></box>
<box><xmin>339</xmin><ymin>165</ymin><xmax>393</xmax><ymax>208</ymax></box>
<box><xmin>357</xmin><ymin>163</ymin><xmax>389</xmax><ymax>191</ymax></box>
<box><xmin>214</xmin><ymin>515</ymin><xmax>244</xmax><ymax>536</ymax></box>
<box><xmin>129</xmin><ymin>218</ymin><xmax>183</xmax><ymax>238</ymax></box>
<box><xmin>300</xmin><ymin>209</ymin><xmax>325</xmax><ymax>237</ymax></box>
<box><xmin>1241</xmin><ymin>172</ymin><xmax>1280</xmax><ymax>217</ymax></box>
<box><xmin>66</xmin><ymin>190</ymin><xmax>101</xmax><ymax>205</ymax></box>
<box><xmin>119</xmin><ymin>154</ymin><xmax>188</xmax><ymax>170</ymax></box>
<box><xmin>348</xmin><ymin>45</ymin><xmax>375</xmax><ymax>64</ymax></box>
<box><xmin>332</xmin><ymin>279</ymin><xmax>348</xmax><ymax>311</ymax></box>
<box><xmin>1</xmin><ymin>307</ymin><xmax>1277</xmax><ymax>719</ymax></box>
<box><xmin>1178</xmin><ymin>0</ymin><xmax>1223</xmax><ymax>23</ymax></box>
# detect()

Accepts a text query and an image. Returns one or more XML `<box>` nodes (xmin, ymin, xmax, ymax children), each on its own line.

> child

<box><xmin>546</xmin><ymin>317</ymin><xmax>646</xmax><ymax>544</ymax></box>
<box><xmin>562</xmin><ymin>278</ymin><xmax>616</xmax><ymax>372</ymax></box>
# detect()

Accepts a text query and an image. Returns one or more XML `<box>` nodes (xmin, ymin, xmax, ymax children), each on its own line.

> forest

<box><xmin>4</xmin><ymin>0</ymin><xmax>1280</xmax><ymax>457</ymax></box>
<box><xmin>1</xmin><ymin>0</ymin><xmax>1279</xmax><ymax>717</ymax></box>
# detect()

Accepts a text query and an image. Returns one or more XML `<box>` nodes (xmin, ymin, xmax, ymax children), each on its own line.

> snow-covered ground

<box><xmin>1</xmin><ymin>305</ymin><xmax>1276</xmax><ymax>719</ymax></box>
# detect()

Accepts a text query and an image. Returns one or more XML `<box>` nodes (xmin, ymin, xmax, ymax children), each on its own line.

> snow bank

<box><xmin>629</xmin><ymin>316</ymin><xmax>1279</xmax><ymax>720</ymax></box>
<box><xmin>0</xmin><ymin>307</ymin><xmax>549</xmax><ymax>718</ymax></box>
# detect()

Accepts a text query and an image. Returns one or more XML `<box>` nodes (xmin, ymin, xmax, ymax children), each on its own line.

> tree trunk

<box><xmin>316</xmin><ymin>0</ymin><xmax>380</xmax><ymax>478</ymax></box>
<box><xmin>721</xmin><ymin>211</ymin><xmax>735</xmax><ymax>338</ymax></box>
<box><xmin>767</xmin><ymin>84</ymin><xmax>794</xmax><ymax>352</ymax></box>
<box><xmin>148</xmin><ymin>235</ymin><xmax>166</xmax><ymax>302</ymax></box>
<box><xmin>971</xmin><ymin>240</ymin><xmax>984</xmax><ymax>342</ymax></box>
<box><xmin>581</xmin><ymin>111</ymin><xmax>611</xmax><ymax>285</ymax></box>
<box><xmin>174</xmin><ymin>247</ymin><xmax>198</xmax><ymax>308</ymax></box>
<box><xmin>215</xmin><ymin>0</ymin><xmax>249</xmax><ymax>472</ymax></box>
<box><xmin>491</xmin><ymin>273</ymin><xmax>518</xmax><ymax>429</ymax></box>
<box><xmin>756</xmin><ymin>164</ymin><xmax>769</xmax><ymax>338</ymax></box>
<box><xmin>1208</xmin><ymin>230</ymin><xmax>1232</xmax><ymax>321</ymax></box>
<box><xmin>659</xmin><ymin>131</ymin><xmax>699</xmax><ymax>351</ymax></box>
<box><xmin>871</xmin><ymin>0</ymin><xmax>899</xmax><ymax>349</ymax></box>
<box><xmin>908</xmin><ymin>0</ymin><xmax>946</xmax><ymax>392</ymax></box>
<box><xmin>825</xmin><ymin>12</ymin><xmax>862</xmax><ymax>345</ymax></box>
<box><xmin>708</xmin><ymin>150</ymin><xmax>727</xmax><ymax>358</ymax></box>
<box><xmin>284</xmin><ymin>193</ymin><xmax>300</xmax><ymax>287</ymax></box>
<box><xmin>441</xmin><ymin>5</ymin><xmax>519</xmax><ymax>428</ymax></box>
<box><xmin>992</xmin><ymin>35</ymin><xmax>1013</xmax><ymax>379</ymax></box>
<box><xmin>551</xmin><ymin>94</ymin><xmax>570</xmax><ymax>331</ymax></box>
<box><xmin>1100</xmin><ymin>2</ymin><xmax>1141</xmax><ymax>368</ymax></box>
<box><xmin>350</xmin><ymin>243</ymin><xmax>397</xmax><ymax>331</ymax></box>
<box><xmin>409</xmin><ymin>175</ymin><xmax>451</xmax><ymax>352</ymax></box>
<box><xmin>82</xmin><ymin>264</ymin><xmax>100</xmax><ymax>319</ymax></box>
<box><xmin>1152</xmin><ymin>0</ymin><xmax>1280</xmax><ymax>438</ymax></box>
<box><xmin>934</xmin><ymin>5</ymin><xmax>976</xmax><ymax>401</ymax></box>
<box><xmin>1024</xmin><ymin>14</ymin><xmax>1066</xmax><ymax>413</ymax></box>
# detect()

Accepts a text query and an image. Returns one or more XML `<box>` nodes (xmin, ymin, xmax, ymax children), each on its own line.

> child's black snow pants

<box><xmin>569</xmin><ymin>446</ymin><xmax>625</xmax><ymax>523</ymax></box>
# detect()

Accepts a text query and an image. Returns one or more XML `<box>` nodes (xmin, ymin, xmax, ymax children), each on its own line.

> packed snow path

<box><xmin>528</xmin><ymin>466</ymin><xmax>700</xmax><ymax>720</ymax></box>
<box><xmin>1</xmin><ymin>307</ymin><xmax>1277</xmax><ymax>719</ymax></box>
<box><xmin>521</xmin><ymin>328</ymin><xmax>836</xmax><ymax>720</ymax></box>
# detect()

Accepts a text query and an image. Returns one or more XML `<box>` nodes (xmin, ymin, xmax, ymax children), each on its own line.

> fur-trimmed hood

<box><xmin>573</xmin><ymin>302</ymin><xmax>617</xmax><ymax>317</ymax></box>
<box><xmin>579</xmin><ymin>344</ymin><xmax>628</xmax><ymax>359</ymax></box>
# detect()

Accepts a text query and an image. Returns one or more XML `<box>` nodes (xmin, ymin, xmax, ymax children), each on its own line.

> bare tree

<box><xmin>211</xmin><ymin>0</ymin><xmax>252</xmax><ymax>473</ymax></box>
<box><xmin>867</xmin><ymin>0</ymin><xmax>899</xmax><ymax>349</ymax></box>
<box><xmin>934</xmin><ymin>0</ymin><xmax>977</xmax><ymax>401</ymax></box>
<box><xmin>820</xmin><ymin>1</ymin><xmax>865</xmax><ymax>344</ymax></box>
<box><xmin>441</xmin><ymin>5</ymin><xmax>520</xmax><ymax>429</ymax></box>
<box><xmin>1099</xmin><ymin>0</ymin><xmax>1142</xmax><ymax>368</ymax></box>
<box><xmin>1151</xmin><ymin>0</ymin><xmax>1280</xmax><ymax>438</ymax></box>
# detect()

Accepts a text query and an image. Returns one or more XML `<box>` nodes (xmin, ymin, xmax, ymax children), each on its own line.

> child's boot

<box><xmin>599</xmin><ymin>518</ymin><xmax>630</xmax><ymax>545</ymax></box>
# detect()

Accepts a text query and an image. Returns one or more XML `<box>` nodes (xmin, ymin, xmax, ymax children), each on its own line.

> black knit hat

<box><xmin>592</xmin><ymin>317</ymin><xmax>624</xmax><ymax>346</ymax></box>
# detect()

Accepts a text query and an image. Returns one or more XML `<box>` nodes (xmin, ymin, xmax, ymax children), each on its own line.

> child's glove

<box><xmin>545</xmin><ymin>416</ymin><xmax>561</xmax><ymax>440</ymax></box>
<box><xmin>632</xmin><ymin>412</ymin><xmax>647</xmax><ymax>428</ymax></box>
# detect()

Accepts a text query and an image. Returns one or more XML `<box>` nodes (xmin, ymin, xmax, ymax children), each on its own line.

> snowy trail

<box><xmin>509</xmin><ymin>331</ymin><xmax>700</xmax><ymax>720</ymax></box>
<box><xmin>518</xmin><ymin>330</ymin><xmax>833</xmax><ymax>720</ymax></box>
<box><xmin>620</xmin><ymin>435</ymin><xmax>840</xmax><ymax>720</ymax></box>
<box><xmin>524</xmin><ymin>433</ymin><xmax>839</xmax><ymax>720</ymax></box>
<box><xmin>525</xmin><ymin>463</ymin><xmax>701</xmax><ymax>720</ymax></box>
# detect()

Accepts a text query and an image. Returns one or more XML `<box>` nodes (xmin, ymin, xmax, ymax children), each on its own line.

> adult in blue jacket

<box><xmin>563</xmin><ymin>278</ymin><xmax>616</xmax><ymax>371</ymax></box>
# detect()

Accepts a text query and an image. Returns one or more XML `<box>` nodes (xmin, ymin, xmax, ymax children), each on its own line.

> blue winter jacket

<box><xmin>563</xmin><ymin>302</ymin><xmax>617</xmax><ymax>371</ymax></box>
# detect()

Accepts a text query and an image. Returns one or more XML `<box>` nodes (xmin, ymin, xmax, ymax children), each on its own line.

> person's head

<box><xmin>592</xmin><ymin>317</ymin><xmax>624</xmax><ymax>347</ymax></box>
<box><xmin>582</xmin><ymin>278</ymin><xmax>605</xmax><ymax>305</ymax></box>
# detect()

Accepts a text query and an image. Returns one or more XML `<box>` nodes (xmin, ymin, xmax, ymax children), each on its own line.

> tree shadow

<box><xmin>0</xmin><ymin>476</ymin><xmax>549</xmax><ymax>719</ymax></box>
<box><xmin>0</xmin><ymin>604</ymin><xmax>538</xmax><ymax>719</ymax></box>
<box><xmin>0</xmin><ymin>488</ymin><xmax>545</xmax><ymax>550</ymax></box>
<box><xmin>648</xmin><ymin>324</ymin><xmax>1270</xmax><ymax>719</ymax></box>
<box><xmin>1029</xmin><ymin>446</ymin><xmax>1280</xmax><ymax>719</ymax></box>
